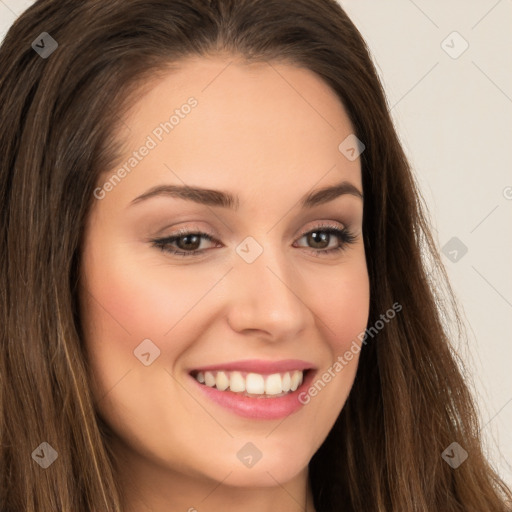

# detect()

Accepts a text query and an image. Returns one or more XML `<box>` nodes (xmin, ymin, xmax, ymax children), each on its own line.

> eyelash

<box><xmin>150</xmin><ymin>223</ymin><xmax>357</xmax><ymax>258</ymax></box>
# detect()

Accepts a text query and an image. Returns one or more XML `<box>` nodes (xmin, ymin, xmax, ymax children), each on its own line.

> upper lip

<box><xmin>189</xmin><ymin>359</ymin><xmax>316</xmax><ymax>375</ymax></box>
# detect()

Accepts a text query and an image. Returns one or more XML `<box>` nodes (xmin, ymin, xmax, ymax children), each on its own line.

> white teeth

<box><xmin>215</xmin><ymin>371</ymin><xmax>229</xmax><ymax>391</ymax></box>
<box><xmin>246</xmin><ymin>373</ymin><xmax>265</xmax><ymax>394</ymax></box>
<box><xmin>194</xmin><ymin>369</ymin><xmax>305</xmax><ymax>396</ymax></box>
<box><xmin>281</xmin><ymin>372</ymin><xmax>291</xmax><ymax>392</ymax></box>
<box><xmin>204</xmin><ymin>371</ymin><xmax>216</xmax><ymax>387</ymax></box>
<box><xmin>265</xmin><ymin>373</ymin><xmax>282</xmax><ymax>395</ymax></box>
<box><xmin>229</xmin><ymin>371</ymin><xmax>245</xmax><ymax>392</ymax></box>
<box><xmin>290</xmin><ymin>371</ymin><xmax>303</xmax><ymax>391</ymax></box>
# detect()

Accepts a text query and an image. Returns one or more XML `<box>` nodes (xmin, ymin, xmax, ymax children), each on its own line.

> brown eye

<box><xmin>294</xmin><ymin>225</ymin><xmax>357</xmax><ymax>256</ymax></box>
<box><xmin>151</xmin><ymin>230</ymin><xmax>218</xmax><ymax>257</ymax></box>
<box><xmin>150</xmin><ymin>225</ymin><xmax>357</xmax><ymax>258</ymax></box>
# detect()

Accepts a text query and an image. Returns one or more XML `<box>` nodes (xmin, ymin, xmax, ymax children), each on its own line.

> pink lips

<box><xmin>188</xmin><ymin>359</ymin><xmax>317</xmax><ymax>420</ymax></box>
<box><xmin>189</xmin><ymin>358</ymin><xmax>315</xmax><ymax>375</ymax></box>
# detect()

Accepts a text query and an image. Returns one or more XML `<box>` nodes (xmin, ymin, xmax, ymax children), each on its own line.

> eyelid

<box><xmin>164</xmin><ymin>225</ymin><xmax>216</xmax><ymax>239</ymax></box>
<box><xmin>152</xmin><ymin>220</ymin><xmax>348</xmax><ymax>243</ymax></box>
<box><xmin>300</xmin><ymin>220</ymin><xmax>345</xmax><ymax>233</ymax></box>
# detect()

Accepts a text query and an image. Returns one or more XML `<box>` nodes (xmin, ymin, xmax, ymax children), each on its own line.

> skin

<box><xmin>79</xmin><ymin>55</ymin><xmax>370</xmax><ymax>512</ymax></box>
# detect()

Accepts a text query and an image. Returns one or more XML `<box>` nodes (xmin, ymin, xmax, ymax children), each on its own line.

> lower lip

<box><xmin>189</xmin><ymin>370</ymin><xmax>317</xmax><ymax>420</ymax></box>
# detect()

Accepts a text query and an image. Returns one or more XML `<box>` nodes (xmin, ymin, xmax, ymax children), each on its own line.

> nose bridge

<box><xmin>226</xmin><ymin>235</ymin><xmax>310</xmax><ymax>336</ymax></box>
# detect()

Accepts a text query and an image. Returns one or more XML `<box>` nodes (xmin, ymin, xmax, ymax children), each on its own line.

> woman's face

<box><xmin>79</xmin><ymin>56</ymin><xmax>369</xmax><ymax>496</ymax></box>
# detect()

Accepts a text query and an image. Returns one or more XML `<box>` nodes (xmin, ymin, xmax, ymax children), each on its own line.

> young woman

<box><xmin>1</xmin><ymin>1</ymin><xmax>510</xmax><ymax>511</ymax></box>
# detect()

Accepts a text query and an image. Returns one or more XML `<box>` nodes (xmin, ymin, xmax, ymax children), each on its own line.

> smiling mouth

<box><xmin>189</xmin><ymin>369</ymin><xmax>310</xmax><ymax>398</ymax></box>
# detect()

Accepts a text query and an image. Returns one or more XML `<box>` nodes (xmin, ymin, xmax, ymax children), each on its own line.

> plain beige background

<box><xmin>1</xmin><ymin>0</ymin><xmax>510</xmax><ymax>485</ymax></box>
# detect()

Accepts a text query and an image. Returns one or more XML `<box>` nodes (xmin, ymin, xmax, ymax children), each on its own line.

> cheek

<box><xmin>296</xmin><ymin>252</ymin><xmax>369</xmax><ymax>424</ymax></box>
<box><xmin>81</xmin><ymin>236</ymin><xmax>370</xmax><ymax>346</ymax></box>
<box><xmin>80</xmin><ymin>234</ymin><xmax>213</xmax><ymax>342</ymax></box>
<box><xmin>78</xmin><ymin>236</ymin><xmax>193</xmax><ymax>405</ymax></box>
<box><xmin>80</xmin><ymin>228</ymin><xmax>369</xmax><ymax>404</ymax></box>
<box><xmin>313</xmin><ymin>251</ymin><xmax>370</xmax><ymax>352</ymax></box>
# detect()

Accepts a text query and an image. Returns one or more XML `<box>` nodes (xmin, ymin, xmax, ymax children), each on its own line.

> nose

<box><xmin>225</xmin><ymin>240</ymin><xmax>311</xmax><ymax>341</ymax></box>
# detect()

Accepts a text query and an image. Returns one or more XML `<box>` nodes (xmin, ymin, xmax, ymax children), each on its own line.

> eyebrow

<box><xmin>129</xmin><ymin>180</ymin><xmax>363</xmax><ymax>210</ymax></box>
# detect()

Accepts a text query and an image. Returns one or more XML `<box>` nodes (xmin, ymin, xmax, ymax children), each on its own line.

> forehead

<box><xmin>103</xmin><ymin>56</ymin><xmax>362</xmax><ymax>209</ymax></box>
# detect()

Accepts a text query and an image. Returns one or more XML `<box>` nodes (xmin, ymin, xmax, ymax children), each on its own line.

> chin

<box><xmin>202</xmin><ymin>453</ymin><xmax>310</xmax><ymax>487</ymax></box>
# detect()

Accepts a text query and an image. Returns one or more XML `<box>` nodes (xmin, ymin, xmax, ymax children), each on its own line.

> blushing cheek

<box><xmin>80</xmin><ymin>239</ymin><xmax>214</xmax><ymax>392</ymax></box>
<box><xmin>294</xmin><ymin>255</ymin><xmax>368</xmax><ymax>444</ymax></box>
<box><xmin>80</xmin><ymin>240</ymin><xmax>163</xmax><ymax>399</ymax></box>
<box><xmin>79</xmin><ymin>279</ymin><xmax>131</xmax><ymax>403</ymax></box>
<box><xmin>82</xmin><ymin>240</ymin><xmax>179</xmax><ymax>341</ymax></box>
<box><xmin>318</xmin><ymin>256</ymin><xmax>370</xmax><ymax>358</ymax></box>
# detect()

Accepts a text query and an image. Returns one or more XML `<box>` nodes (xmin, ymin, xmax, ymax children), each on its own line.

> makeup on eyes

<box><xmin>149</xmin><ymin>222</ymin><xmax>358</xmax><ymax>258</ymax></box>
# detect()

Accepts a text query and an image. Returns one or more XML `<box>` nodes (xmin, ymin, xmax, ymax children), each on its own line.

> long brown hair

<box><xmin>1</xmin><ymin>1</ymin><xmax>510</xmax><ymax>510</ymax></box>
